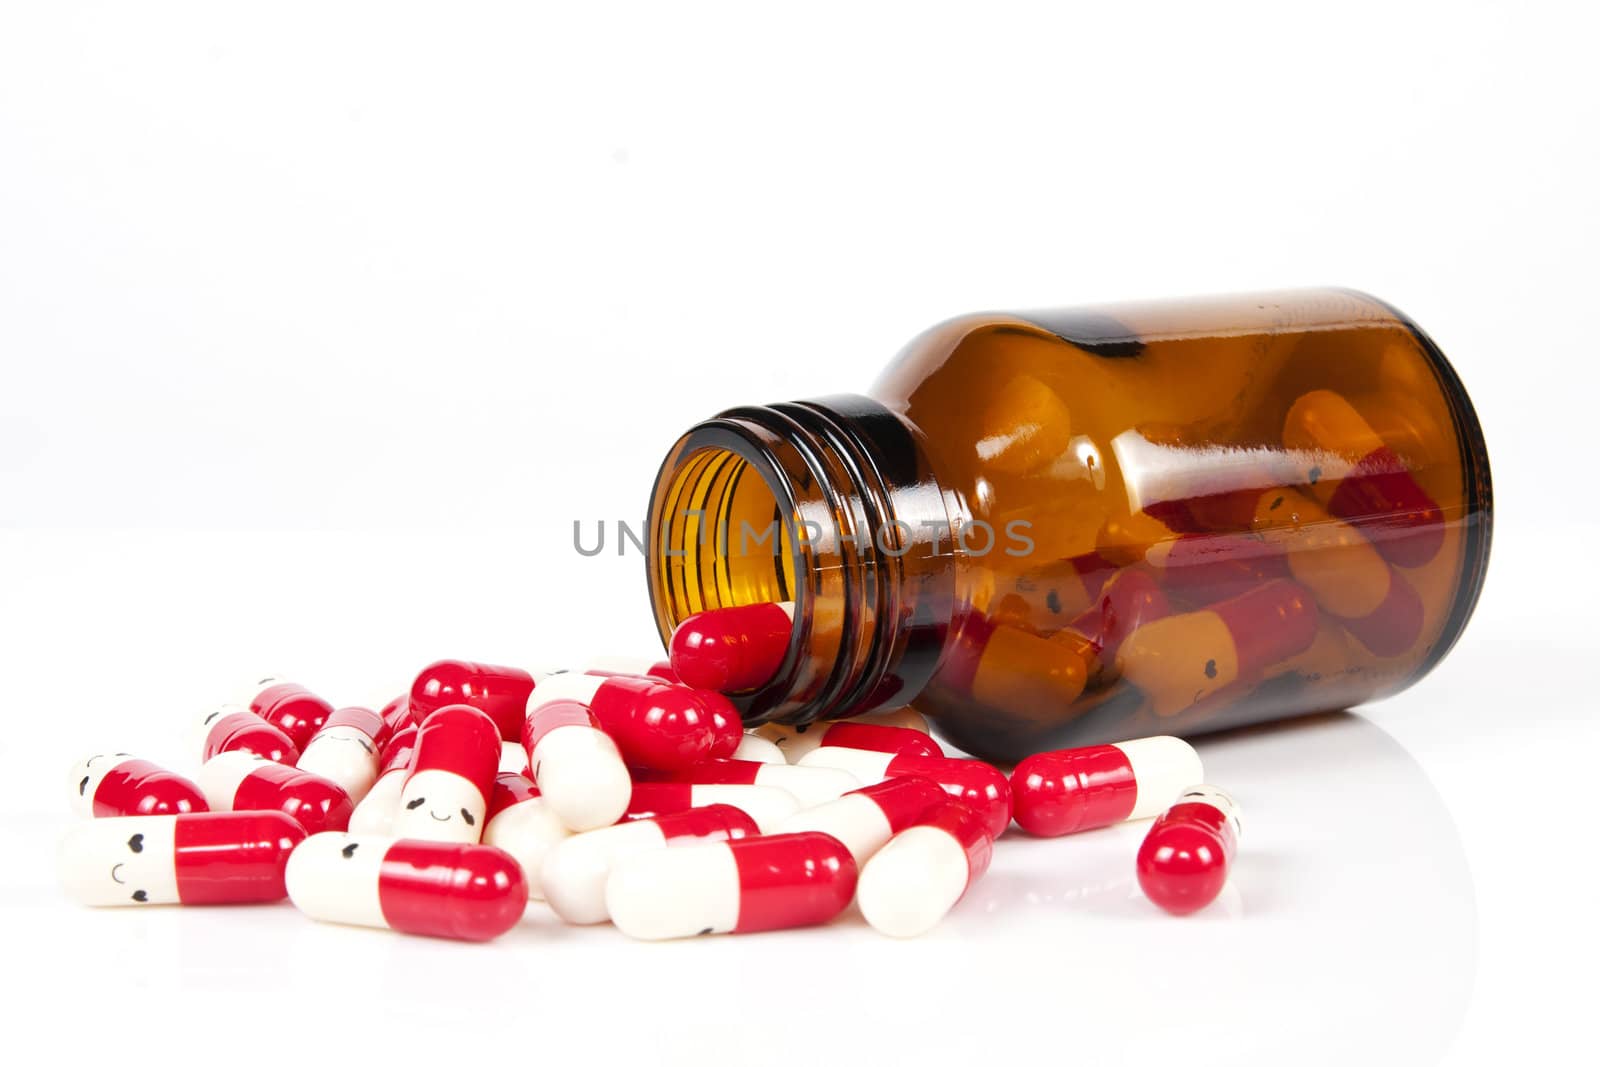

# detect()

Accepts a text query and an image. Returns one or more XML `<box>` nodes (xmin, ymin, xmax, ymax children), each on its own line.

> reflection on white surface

<box><xmin>15</xmin><ymin>709</ymin><xmax>1474</xmax><ymax>1067</ymax></box>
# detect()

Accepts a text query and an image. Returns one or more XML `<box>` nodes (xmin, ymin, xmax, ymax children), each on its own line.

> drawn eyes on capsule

<box><xmin>460</xmin><ymin>809</ymin><xmax>475</xmax><ymax>827</ymax></box>
<box><xmin>341</xmin><ymin>843</ymin><xmax>359</xmax><ymax>859</ymax></box>
<box><xmin>405</xmin><ymin>797</ymin><xmax>427</xmax><ymax>810</ymax></box>
<box><xmin>78</xmin><ymin>776</ymin><xmax>90</xmax><ymax>796</ymax></box>
<box><xmin>127</xmin><ymin>834</ymin><xmax>144</xmax><ymax>853</ymax></box>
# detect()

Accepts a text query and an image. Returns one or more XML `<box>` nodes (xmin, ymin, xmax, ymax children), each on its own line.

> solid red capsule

<box><xmin>59</xmin><ymin>811</ymin><xmax>305</xmax><ymax>906</ymax></box>
<box><xmin>287</xmin><ymin>833</ymin><xmax>528</xmax><ymax>941</ymax></box>
<box><xmin>244</xmin><ymin>677</ymin><xmax>335</xmax><ymax>751</ymax></box>
<box><xmin>529</xmin><ymin>673</ymin><xmax>715</xmax><ymax>771</ymax></box>
<box><xmin>1011</xmin><ymin>736</ymin><xmax>1203</xmax><ymax>837</ymax></box>
<box><xmin>410</xmin><ymin>659</ymin><xmax>537</xmax><ymax>741</ymax></box>
<box><xmin>668</xmin><ymin>601</ymin><xmax>795</xmax><ymax>692</ymax></box>
<box><xmin>1137</xmin><ymin>785</ymin><xmax>1241</xmax><ymax>915</ymax></box>
<box><xmin>606</xmin><ymin>830</ymin><xmax>857</xmax><ymax>939</ymax></box>
<box><xmin>69</xmin><ymin>754</ymin><xmax>208</xmax><ymax>817</ymax></box>
<box><xmin>197</xmin><ymin>750</ymin><xmax>354</xmax><ymax>836</ymax></box>
<box><xmin>797</xmin><ymin>749</ymin><xmax>1013</xmax><ymax>839</ymax></box>
<box><xmin>198</xmin><ymin>705</ymin><xmax>299</xmax><ymax>765</ymax></box>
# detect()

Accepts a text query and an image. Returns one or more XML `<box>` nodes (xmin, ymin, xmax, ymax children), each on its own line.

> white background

<box><xmin>2</xmin><ymin>3</ymin><xmax>1596</xmax><ymax>1064</ymax></box>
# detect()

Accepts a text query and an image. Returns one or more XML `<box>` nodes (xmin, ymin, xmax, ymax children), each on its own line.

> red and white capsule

<box><xmin>198</xmin><ymin>704</ymin><xmax>299</xmax><ymax>765</ymax></box>
<box><xmin>409</xmin><ymin>659</ymin><xmax>537</xmax><ymax>741</ymax></box>
<box><xmin>1010</xmin><ymin>736</ymin><xmax>1203</xmax><ymax>837</ymax></box>
<box><xmin>1137</xmin><ymin>785</ymin><xmax>1241</xmax><ymax>915</ymax></box>
<box><xmin>59</xmin><ymin>811</ymin><xmax>304</xmax><ymax>906</ymax></box>
<box><xmin>522</xmin><ymin>698</ymin><xmax>632</xmax><ymax>831</ymax></box>
<box><xmin>857</xmin><ymin>799</ymin><xmax>995</xmax><ymax>937</ymax></box>
<box><xmin>348</xmin><ymin>724</ymin><xmax>417</xmax><ymax>835</ymax></box>
<box><xmin>797</xmin><ymin>748</ymin><xmax>1013</xmax><ymax>839</ymax></box>
<box><xmin>731</xmin><ymin>732</ymin><xmax>786</xmax><ymax>764</ymax></box>
<box><xmin>542</xmin><ymin>804</ymin><xmax>759</xmax><ymax>924</ymax></box>
<box><xmin>286</xmin><ymin>832</ymin><xmax>528</xmax><ymax>941</ymax></box>
<box><xmin>529</xmin><ymin>673</ymin><xmax>715</xmax><ymax>771</ymax></box>
<box><xmin>669</xmin><ymin>601</ymin><xmax>795</xmax><ymax>692</ymax></box>
<box><xmin>624</xmin><ymin>782</ymin><xmax>800</xmax><ymax>833</ymax></box>
<box><xmin>817</xmin><ymin>722</ymin><xmax>942</xmax><ymax>759</ymax></box>
<box><xmin>394</xmin><ymin>704</ymin><xmax>501</xmax><ymax>843</ymax></box>
<box><xmin>606</xmin><ymin>831</ymin><xmax>856</xmax><ymax>940</ymax></box>
<box><xmin>243</xmin><ymin>676</ymin><xmax>335</xmax><ymax>751</ymax></box>
<box><xmin>650</xmin><ymin>758</ymin><xmax>861</xmax><ymax>809</ymax></box>
<box><xmin>481</xmin><ymin>772</ymin><xmax>569</xmax><ymax>899</ymax></box>
<box><xmin>69</xmin><ymin>754</ymin><xmax>207</xmax><ymax>817</ymax></box>
<box><xmin>197</xmin><ymin>751</ymin><xmax>354</xmax><ymax>836</ymax></box>
<box><xmin>775</xmin><ymin>776</ymin><xmax>950</xmax><ymax>865</ymax></box>
<box><xmin>296</xmin><ymin>706</ymin><xmax>388</xmax><ymax>805</ymax></box>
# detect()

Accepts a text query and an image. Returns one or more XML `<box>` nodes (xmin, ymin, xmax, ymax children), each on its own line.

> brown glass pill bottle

<box><xmin>645</xmin><ymin>289</ymin><xmax>1492</xmax><ymax>762</ymax></box>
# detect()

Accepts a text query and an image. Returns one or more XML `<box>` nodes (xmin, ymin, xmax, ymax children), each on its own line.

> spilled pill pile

<box><xmin>61</xmin><ymin>605</ymin><xmax>1241</xmax><ymax>941</ymax></box>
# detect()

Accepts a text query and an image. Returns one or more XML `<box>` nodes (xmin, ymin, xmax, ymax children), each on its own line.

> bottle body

<box><xmin>647</xmin><ymin>289</ymin><xmax>1490</xmax><ymax>761</ymax></box>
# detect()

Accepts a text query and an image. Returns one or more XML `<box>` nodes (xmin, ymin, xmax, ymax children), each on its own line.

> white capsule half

<box><xmin>58</xmin><ymin>816</ymin><xmax>181</xmax><ymax>906</ymax></box>
<box><xmin>732</xmin><ymin>733</ymin><xmax>785</xmax><ymax>764</ymax></box>
<box><xmin>744</xmin><ymin>763</ymin><xmax>861</xmax><ymax>808</ymax></box>
<box><xmin>532</xmin><ymin>725</ymin><xmax>632</xmax><ymax>832</ymax></box>
<box><xmin>348</xmin><ymin>770</ymin><xmax>405</xmax><ymax>835</ymax></box>
<box><xmin>498</xmin><ymin>741</ymin><xmax>529</xmax><ymax>775</ymax></box>
<box><xmin>482</xmin><ymin>795</ymin><xmax>569</xmax><ymax>901</ymax></box>
<box><xmin>196</xmin><ymin>750</ymin><xmax>270</xmax><ymax>810</ymax></box>
<box><xmin>296</xmin><ymin>727</ymin><xmax>380</xmax><ymax>804</ymax></box>
<box><xmin>286</xmin><ymin>831</ymin><xmax>391</xmax><ymax>928</ymax></box>
<box><xmin>393</xmin><ymin>768</ymin><xmax>486</xmax><ymax>844</ymax></box>
<box><xmin>1117</xmin><ymin>735</ymin><xmax>1206</xmax><ymax>820</ymax></box>
<box><xmin>794</xmin><ymin>746</ymin><xmax>894</xmax><ymax>783</ymax></box>
<box><xmin>856</xmin><ymin>824</ymin><xmax>972</xmax><ymax>938</ymax></box>
<box><xmin>605</xmin><ymin>842</ymin><xmax>742</xmax><ymax>941</ymax></box>
<box><xmin>541</xmin><ymin>820</ymin><xmax>672</xmax><ymax>924</ymax></box>
<box><xmin>775</xmin><ymin>792</ymin><xmax>895</xmax><ymax>866</ymax></box>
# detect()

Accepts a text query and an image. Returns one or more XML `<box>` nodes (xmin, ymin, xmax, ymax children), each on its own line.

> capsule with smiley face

<box><xmin>198</xmin><ymin>704</ymin><xmax>299</xmax><ymax>766</ymax></box>
<box><xmin>58</xmin><ymin>811</ymin><xmax>304</xmax><ymax>906</ymax></box>
<box><xmin>296</xmin><ymin>706</ymin><xmax>388</xmax><ymax>805</ymax></box>
<box><xmin>69</xmin><ymin>754</ymin><xmax>208</xmax><ymax>817</ymax></box>
<box><xmin>393</xmin><ymin>704</ymin><xmax>501</xmax><ymax>844</ymax></box>
<box><xmin>243</xmin><ymin>677</ymin><xmax>336</xmax><ymax>751</ymax></box>
<box><xmin>197</xmin><ymin>751</ymin><xmax>354</xmax><ymax>836</ymax></box>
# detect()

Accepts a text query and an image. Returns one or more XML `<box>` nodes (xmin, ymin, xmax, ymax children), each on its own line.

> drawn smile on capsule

<box><xmin>429</xmin><ymin>810</ymin><xmax>453</xmax><ymax>822</ymax></box>
<box><xmin>110</xmin><ymin>863</ymin><xmax>126</xmax><ymax>883</ymax></box>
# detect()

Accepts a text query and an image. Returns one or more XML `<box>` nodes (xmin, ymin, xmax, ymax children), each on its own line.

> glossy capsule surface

<box><xmin>348</xmin><ymin>724</ymin><xmax>418</xmax><ymax>835</ymax></box>
<box><xmin>481</xmin><ymin>772</ymin><xmax>569</xmax><ymax>900</ymax></box>
<box><xmin>395</xmin><ymin>704</ymin><xmax>501</xmax><ymax>844</ymax></box>
<box><xmin>59</xmin><ymin>811</ymin><xmax>304</xmax><ymax>906</ymax></box>
<box><xmin>199</xmin><ymin>705</ymin><xmax>299</xmax><ymax>765</ymax></box>
<box><xmin>668</xmin><ymin>601</ymin><xmax>795</xmax><ymax>692</ymax></box>
<box><xmin>645</xmin><ymin>758</ymin><xmax>860</xmax><ymax>809</ymax></box>
<box><xmin>582</xmin><ymin>658</ymin><xmax>744</xmax><ymax>758</ymax></box>
<box><xmin>409</xmin><ymin>660</ymin><xmax>536</xmax><ymax>741</ymax></box>
<box><xmin>1137</xmin><ymin>785</ymin><xmax>1241</xmax><ymax>915</ymax></box>
<box><xmin>1011</xmin><ymin>736</ymin><xmax>1202</xmax><ymax>837</ymax></box>
<box><xmin>70</xmin><ymin>754</ymin><xmax>207</xmax><ymax>817</ymax></box>
<box><xmin>287</xmin><ymin>832</ymin><xmax>528</xmax><ymax>941</ymax></box>
<box><xmin>606</xmin><ymin>831</ymin><xmax>857</xmax><ymax>940</ymax></box>
<box><xmin>245</xmin><ymin>677</ymin><xmax>335</xmax><ymax>751</ymax></box>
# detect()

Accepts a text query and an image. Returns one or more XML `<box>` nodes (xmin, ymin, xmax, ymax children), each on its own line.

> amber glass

<box><xmin>646</xmin><ymin>289</ymin><xmax>1491</xmax><ymax>762</ymax></box>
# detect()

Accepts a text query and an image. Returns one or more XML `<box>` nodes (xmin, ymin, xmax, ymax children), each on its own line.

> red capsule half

<box><xmin>530</xmin><ymin>673</ymin><xmax>714</xmax><ymax>771</ymax></box>
<box><xmin>70</xmin><ymin>754</ymin><xmax>207</xmax><ymax>817</ymax></box>
<box><xmin>409</xmin><ymin>660</ymin><xmax>537</xmax><ymax>741</ymax></box>
<box><xmin>199</xmin><ymin>706</ymin><xmax>299</xmax><ymax>765</ymax></box>
<box><xmin>668</xmin><ymin>601</ymin><xmax>795</xmax><ymax>692</ymax></box>
<box><xmin>797</xmin><ymin>748</ymin><xmax>1013</xmax><ymax>839</ymax></box>
<box><xmin>246</xmin><ymin>678</ymin><xmax>335</xmax><ymax>751</ymax></box>
<box><xmin>1011</xmin><ymin>736</ymin><xmax>1202</xmax><ymax>837</ymax></box>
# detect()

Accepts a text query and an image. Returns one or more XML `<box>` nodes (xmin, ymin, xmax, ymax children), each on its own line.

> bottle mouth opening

<box><xmin>646</xmin><ymin>398</ymin><xmax>959</xmax><ymax>726</ymax></box>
